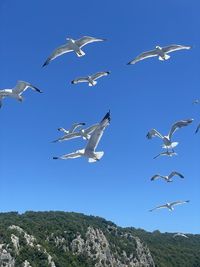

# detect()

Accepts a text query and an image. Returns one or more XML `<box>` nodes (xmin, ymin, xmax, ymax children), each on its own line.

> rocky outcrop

<box><xmin>0</xmin><ymin>244</ymin><xmax>15</xmax><ymax>267</ymax></box>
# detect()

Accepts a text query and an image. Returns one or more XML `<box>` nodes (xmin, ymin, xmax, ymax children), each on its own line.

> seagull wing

<box><xmin>70</xmin><ymin>122</ymin><xmax>86</xmax><ymax>132</ymax></box>
<box><xmin>169</xmin><ymin>171</ymin><xmax>184</xmax><ymax>179</ymax></box>
<box><xmin>162</xmin><ymin>44</ymin><xmax>192</xmax><ymax>54</ymax></box>
<box><xmin>52</xmin><ymin>132</ymin><xmax>81</xmax><ymax>143</ymax></box>
<box><xmin>84</xmin><ymin>124</ymin><xmax>99</xmax><ymax>134</ymax></box>
<box><xmin>42</xmin><ymin>43</ymin><xmax>73</xmax><ymax>67</ymax></box>
<box><xmin>85</xmin><ymin>111</ymin><xmax>111</xmax><ymax>153</ymax></box>
<box><xmin>53</xmin><ymin>151</ymin><xmax>82</xmax><ymax>160</ymax></box>
<box><xmin>146</xmin><ymin>129</ymin><xmax>164</xmax><ymax>139</ymax></box>
<box><xmin>13</xmin><ymin>81</ymin><xmax>42</xmax><ymax>95</ymax></box>
<box><xmin>91</xmin><ymin>71</ymin><xmax>111</xmax><ymax>81</ymax></box>
<box><xmin>149</xmin><ymin>204</ymin><xmax>168</xmax><ymax>212</ymax></box>
<box><xmin>127</xmin><ymin>49</ymin><xmax>158</xmax><ymax>65</ymax></box>
<box><xmin>71</xmin><ymin>77</ymin><xmax>89</xmax><ymax>84</ymax></box>
<box><xmin>151</xmin><ymin>174</ymin><xmax>162</xmax><ymax>181</ymax></box>
<box><xmin>170</xmin><ymin>200</ymin><xmax>190</xmax><ymax>207</ymax></box>
<box><xmin>75</xmin><ymin>36</ymin><xmax>106</xmax><ymax>48</ymax></box>
<box><xmin>195</xmin><ymin>123</ymin><xmax>200</xmax><ymax>134</ymax></box>
<box><xmin>168</xmin><ymin>119</ymin><xmax>193</xmax><ymax>139</ymax></box>
<box><xmin>58</xmin><ymin>127</ymin><xmax>69</xmax><ymax>134</ymax></box>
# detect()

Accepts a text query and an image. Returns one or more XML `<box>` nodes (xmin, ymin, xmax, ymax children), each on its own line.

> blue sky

<box><xmin>0</xmin><ymin>0</ymin><xmax>199</xmax><ymax>234</ymax></box>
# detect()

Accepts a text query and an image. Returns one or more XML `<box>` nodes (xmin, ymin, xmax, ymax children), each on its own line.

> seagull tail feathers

<box><xmin>159</xmin><ymin>54</ymin><xmax>170</xmax><ymax>61</ymax></box>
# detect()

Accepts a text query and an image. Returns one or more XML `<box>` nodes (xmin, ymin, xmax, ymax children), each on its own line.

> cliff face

<box><xmin>0</xmin><ymin>212</ymin><xmax>199</xmax><ymax>267</ymax></box>
<box><xmin>0</xmin><ymin>212</ymin><xmax>155</xmax><ymax>267</ymax></box>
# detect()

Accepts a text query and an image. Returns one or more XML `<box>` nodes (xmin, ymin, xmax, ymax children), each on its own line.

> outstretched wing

<box><xmin>170</xmin><ymin>200</ymin><xmax>190</xmax><ymax>207</ymax></box>
<box><xmin>70</xmin><ymin>122</ymin><xmax>86</xmax><ymax>132</ymax></box>
<box><xmin>146</xmin><ymin>129</ymin><xmax>164</xmax><ymax>139</ymax></box>
<box><xmin>151</xmin><ymin>174</ymin><xmax>162</xmax><ymax>181</ymax></box>
<box><xmin>168</xmin><ymin>119</ymin><xmax>193</xmax><ymax>139</ymax></box>
<box><xmin>149</xmin><ymin>204</ymin><xmax>167</xmax><ymax>212</ymax></box>
<box><xmin>52</xmin><ymin>132</ymin><xmax>81</xmax><ymax>143</ymax></box>
<box><xmin>162</xmin><ymin>44</ymin><xmax>191</xmax><ymax>54</ymax></box>
<box><xmin>13</xmin><ymin>81</ymin><xmax>42</xmax><ymax>95</ymax></box>
<box><xmin>127</xmin><ymin>49</ymin><xmax>158</xmax><ymax>65</ymax></box>
<box><xmin>91</xmin><ymin>71</ymin><xmax>110</xmax><ymax>81</ymax></box>
<box><xmin>42</xmin><ymin>43</ymin><xmax>72</xmax><ymax>67</ymax></box>
<box><xmin>71</xmin><ymin>77</ymin><xmax>89</xmax><ymax>84</ymax></box>
<box><xmin>53</xmin><ymin>151</ymin><xmax>81</xmax><ymax>160</ymax></box>
<box><xmin>85</xmin><ymin>111</ymin><xmax>111</xmax><ymax>153</ymax></box>
<box><xmin>84</xmin><ymin>124</ymin><xmax>99</xmax><ymax>134</ymax></box>
<box><xmin>75</xmin><ymin>36</ymin><xmax>106</xmax><ymax>48</ymax></box>
<box><xmin>169</xmin><ymin>171</ymin><xmax>184</xmax><ymax>179</ymax></box>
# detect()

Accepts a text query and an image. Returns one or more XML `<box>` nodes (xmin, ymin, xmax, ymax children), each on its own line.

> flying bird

<box><xmin>52</xmin><ymin>124</ymin><xmax>99</xmax><ymax>143</ymax></box>
<box><xmin>173</xmin><ymin>233</ymin><xmax>188</xmax><ymax>238</ymax></box>
<box><xmin>127</xmin><ymin>44</ymin><xmax>191</xmax><ymax>65</ymax></box>
<box><xmin>0</xmin><ymin>81</ymin><xmax>42</xmax><ymax>108</ymax></box>
<box><xmin>193</xmin><ymin>99</ymin><xmax>200</xmax><ymax>104</ymax></box>
<box><xmin>53</xmin><ymin>111</ymin><xmax>111</xmax><ymax>162</ymax></box>
<box><xmin>149</xmin><ymin>200</ymin><xmax>190</xmax><ymax>212</ymax></box>
<box><xmin>58</xmin><ymin>122</ymin><xmax>86</xmax><ymax>134</ymax></box>
<box><xmin>153</xmin><ymin>151</ymin><xmax>177</xmax><ymax>159</ymax></box>
<box><xmin>42</xmin><ymin>36</ymin><xmax>106</xmax><ymax>67</ymax></box>
<box><xmin>71</xmin><ymin>71</ymin><xmax>110</xmax><ymax>86</ymax></box>
<box><xmin>147</xmin><ymin>119</ymin><xmax>194</xmax><ymax>150</ymax></box>
<box><xmin>151</xmin><ymin>171</ymin><xmax>184</xmax><ymax>182</ymax></box>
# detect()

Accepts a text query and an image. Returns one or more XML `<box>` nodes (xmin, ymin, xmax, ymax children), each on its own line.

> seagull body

<box><xmin>149</xmin><ymin>200</ymin><xmax>190</xmax><ymax>212</ymax></box>
<box><xmin>52</xmin><ymin>123</ymin><xmax>99</xmax><ymax>143</ymax></box>
<box><xmin>58</xmin><ymin>122</ymin><xmax>85</xmax><ymax>135</ymax></box>
<box><xmin>151</xmin><ymin>171</ymin><xmax>184</xmax><ymax>182</ymax></box>
<box><xmin>173</xmin><ymin>233</ymin><xmax>188</xmax><ymax>238</ymax></box>
<box><xmin>147</xmin><ymin>119</ymin><xmax>194</xmax><ymax>150</ymax></box>
<box><xmin>43</xmin><ymin>36</ymin><xmax>106</xmax><ymax>67</ymax></box>
<box><xmin>71</xmin><ymin>71</ymin><xmax>110</xmax><ymax>86</ymax></box>
<box><xmin>53</xmin><ymin>111</ymin><xmax>111</xmax><ymax>162</ymax></box>
<box><xmin>127</xmin><ymin>44</ymin><xmax>191</xmax><ymax>65</ymax></box>
<box><xmin>0</xmin><ymin>81</ymin><xmax>42</xmax><ymax>108</ymax></box>
<box><xmin>153</xmin><ymin>151</ymin><xmax>177</xmax><ymax>159</ymax></box>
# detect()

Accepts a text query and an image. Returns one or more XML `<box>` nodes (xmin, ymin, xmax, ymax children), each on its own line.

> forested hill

<box><xmin>0</xmin><ymin>211</ymin><xmax>199</xmax><ymax>267</ymax></box>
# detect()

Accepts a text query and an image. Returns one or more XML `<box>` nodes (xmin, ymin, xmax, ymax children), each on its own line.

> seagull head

<box><xmin>156</xmin><ymin>45</ymin><xmax>162</xmax><ymax>50</ymax></box>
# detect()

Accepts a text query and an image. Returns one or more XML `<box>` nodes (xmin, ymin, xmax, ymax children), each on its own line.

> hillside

<box><xmin>0</xmin><ymin>212</ymin><xmax>199</xmax><ymax>267</ymax></box>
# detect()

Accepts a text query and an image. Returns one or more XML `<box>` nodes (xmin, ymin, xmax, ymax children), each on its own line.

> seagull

<box><xmin>53</xmin><ymin>111</ymin><xmax>111</xmax><ymax>162</ymax></box>
<box><xmin>42</xmin><ymin>36</ymin><xmax>106</xmax><ymax>67</ymax></box>
<box><xmin>173</xmin><ymin>233</ymin><xmax>188</xmax><ymax>238</ymax></box>
<box><xmin>58</xmin><ymin>122</ymin><xmax>86</xmax><ymax>134</ymax></box>
<box><xmin>193</xmin><ymin>99</ymin><xmax>200</xmax><ymax>104</ymax></box>
<box><xmin>151</xmin><ymin>171</ymin><xmax>184</xmax><ymax>182</ymax></box>
<box><xmin>149</xmin><ymin>200</ymin><xmax>190</xmax><ymax>212</ymax></box>
<box><xmin>71</xmin><ymin>71</ymin><xmax>111</xmax><ymax>86</ymax></box>
<box><xmin>0</xmin><ymin>81</ymin><xmax>42</xmax><ymax>108</ymax></box>
<box><xmin>147</xmin><ymin>119</ymin><xmax>194</xmax><ymax>150</ymax></box>
<box><xmin>52</xmin><ymin>123</ymin><xmax>99</xmax><ymax>143</ymax></box>
<box><xmin>153</xmin><ymin>151</ymin><xmax>177</xmax><ymax>159</ymax></box>
<box><xmin>127</xmin><ymin>44</ymin><xmax>191</xmax><ymax>65</ymax></box>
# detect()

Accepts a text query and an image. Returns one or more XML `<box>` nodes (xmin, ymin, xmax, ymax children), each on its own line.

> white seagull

<box><xmin>42</xmin><ymin>36</ymin><xmax>106</xmax><ymax>67</ymax></box>
<box><xmin>52</xmin><ymin>123</ymin><xmax>99</xmax><ymax>143</ymax></box>
<box><xmin>153</xmin><ymin>151</ymin><xmax>177</xmax><ymax>159</ymax></box>
<box><xmin>147</xmin><ymin>119</ymin><xmax>194</xmax><ymax>150</ymax></box>
<box><xmin>71</xmin><ymin>71</ymin><xmax>111</xmax><ymax>86</ymax></box>
<box><xmin>127</xmin><ymin>44</ymin><xmax>191</xmax><ymax>65</ymax></box>
<box><xmin>149</xmin><ymin>200</ymin><xmax>190</xmax><ymax>212</ymax></box>
<box><xmin>151</xmin><ymin>171</ymin><xmax>184</xmax><ymax>182</ymax></box>
<box><xmin>53</xmin><ymin>111</ymin><xmax>111</xmax><ymax>162</ymax></box>
<box><xmin>58</xmin><ymin>122</ymin><xmax>86</xmax><ymax>135</ymax></box>
<box><xmin>0</xmin><ymin>81</ymin><xmax>42</xmax><ymax>108</ymax></box>
<box><xmin>173</xmin><ymin>233</ymin><xmax>188</xmax><ymax>238</ymax></box>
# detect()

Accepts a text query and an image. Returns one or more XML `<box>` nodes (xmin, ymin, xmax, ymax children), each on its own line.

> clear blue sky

<box><xmin>0</xmin><ymin>0</ymin><xmax>199</xmax><ymax>234</ymax></box>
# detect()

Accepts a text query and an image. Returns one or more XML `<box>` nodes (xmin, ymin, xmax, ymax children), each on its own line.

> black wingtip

<box><xmin>71</xmin><ymin>80</ymin><xmax>75</xmax><ymax>84</ymax></box>
<box><xmin>53</xmin><ymin>157</ymin><xmax>58</xmax><ymax>160</ymax></box>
